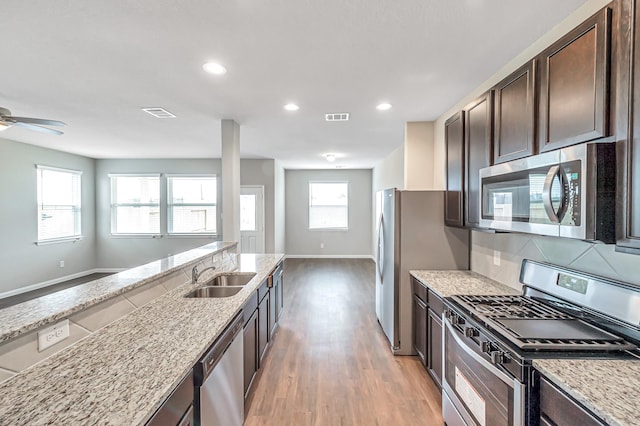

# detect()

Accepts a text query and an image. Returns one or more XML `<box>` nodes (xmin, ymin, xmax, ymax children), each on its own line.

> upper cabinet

<box><xmin>538</xmin><ymin>7</ymin><xmax>612</xmax><ymax>152</ymax></box>
<box><xmin>464</xmin><ymin>92</ymin><xmax>493</xmax><ymax>228</ymax></box>
<box><xmin>445</xmin><ymin>112</ymin><xmax>465</xmax><ymax>228</ymax></box>
<box><xmin>616</xmin><ymin>0</ymin><xmax>640</xmax><ymax>253</ymax></box>
<box><xmin>493</xmin><ymin>60</ymin><xmax>537</xmax><ymax>164</ymax></box>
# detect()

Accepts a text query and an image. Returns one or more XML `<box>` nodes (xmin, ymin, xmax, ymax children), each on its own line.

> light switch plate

<box><xmin>493</xmin><ymin>250</ymin><xmax>501</xmax><ymax>266</ymax></box>
<box><xmin>38</xmin><ymin>319</ymin><xmax>70</xmax><ymax>352</ymax></box>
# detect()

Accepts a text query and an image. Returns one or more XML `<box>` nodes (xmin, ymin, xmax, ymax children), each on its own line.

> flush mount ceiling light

<box><xmin>284</xmin><ymin>103</ymin><xmax>299</xmax><ymax>111</ymax></box>
<box><xmin>325</xmin><ymin>154</ymin><xmax>336</xmax><ymax>162</ymax></box>
<box><xmin>376</xmin><ymin>103</ymin><xmax>392</xmax><ymax>111</ymax></box>
<box><xmin>142</xmin><ymin>107</ymin><xmax>176</xmax><ymax>118</ymax></box>
<box><xmin>202</xmin><ymin>62</ymin><xmax>227</xmax><ymax>75</ymax></box>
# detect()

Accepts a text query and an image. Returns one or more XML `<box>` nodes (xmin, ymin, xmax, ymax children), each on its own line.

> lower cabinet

<box><xmin>242</xmin><ymin>261</ymin><xmax>285</xmax><ymax>403</ymax></box>
<box><xmin>427</xmin><ymin>307</ymin><xmax>443</xmax><ymax>388</ymax></box>
<box><xmin>243</xmin><ymin>309</ymin><xmax>258</xmax><ymax>400</ymax></box>
<box><xmin>537</xmin><ymin>372</ymin><xmax>605</xmax><ymax>426</ymax></box>
<box><xmin>413</xmin><ymin>294</ymin><xmax>427</xmax><ymax>368</ymax></box>
<box><xmin>258</xmin><ymin>287</ymin><xmax>269</xmax><ymax>366</ymax></box>
<box><xmin>411</xmin><ymin>277</ymin><xmax>444</xmax><ymax>389</ymax></box>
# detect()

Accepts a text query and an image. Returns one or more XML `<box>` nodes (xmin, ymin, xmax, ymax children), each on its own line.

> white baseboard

<box><xmin>285</xmin><ymin>254</ymin><xmax>374</xmax><ymax>260</ymax></box>
<box><xmin>0</xmin><ymin>268</ymin><xmax>126</xmax><ymax>300</ymax></box>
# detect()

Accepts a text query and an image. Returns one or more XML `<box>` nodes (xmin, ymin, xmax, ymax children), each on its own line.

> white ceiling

<box><xmin>1</xmin><ymin>0</ymin><xmax>588</xmax><ymax>169</ymax></box>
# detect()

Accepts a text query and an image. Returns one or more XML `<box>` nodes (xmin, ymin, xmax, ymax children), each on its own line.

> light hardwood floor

<box><xmin>244</xmin><ymin>258</ymin><xmax>443</xmax><ymax>426</ymax></box>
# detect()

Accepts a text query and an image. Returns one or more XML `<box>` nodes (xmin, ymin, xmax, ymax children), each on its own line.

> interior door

<box><xmin>240</xmin><ymin>186</ymin><xmax>265</xmax><ymax>253</ymax></box>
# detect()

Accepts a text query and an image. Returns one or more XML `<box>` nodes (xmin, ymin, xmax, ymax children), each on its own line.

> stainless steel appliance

<box><xmin>442</xmin><ymin>260</ymin><xmax>640</xmax><ymax>426</ymax></box>
<box><xmin>375</xmin><ymin>189</ymin><xmax>469</xmax><ymax>355</ymax></box>
<box><xmin>479</xmin><ymin>143</ymin><xmax>615</xmax><ymax>241</ymax></box>
<box><xmin>147</xmin><ymin>370</ymin><xmax>194</xmax><ymax>426</ymax></box>
<box><xmin>194</xmin><ymin>313</ymin><xmax>244</xmax><ymax>426</ymax></box>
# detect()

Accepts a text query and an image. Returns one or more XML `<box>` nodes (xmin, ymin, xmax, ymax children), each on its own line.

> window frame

<box><xmin>166</xmin><ymin>174</ymin><xmax>218</xmax><ymax>236</ymax></box>
<box><xmin>308</xmin><ymin>181</ymin><xmax>349</xmax><ymax>231</ymax></box>
<box><xmin>109</xmin><ymin>173</ymin><xmax>161</xmax><ymax>236</ymax></box>
<box><xmin>36</xmin><ymin>165</ymin><xmax>83</xmax><ymax>245</ymax></box>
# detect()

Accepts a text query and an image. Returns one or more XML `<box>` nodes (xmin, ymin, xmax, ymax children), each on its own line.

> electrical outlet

<box><xmin>38</xmin><ymin>320</ymin><xmax>70</xmax><ymax>352</ymax></box>
<box><xmin>493</xmin><ymin>250</ymin><xmax>501</xmax><ymax>266</ymax></box>
<box><xmin>320</xmin><ymin>243</ymin><xmax>324</xmax><ymax>249</ymax></box>
<box><xmin>59</xmin><ymin>260</ymin><xmax>65</xmax><ymax>268</ymax></box>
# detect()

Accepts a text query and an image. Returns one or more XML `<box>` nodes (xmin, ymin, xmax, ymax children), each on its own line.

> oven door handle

<box><xmin>443</xmin><ymin>316</ymin><xmax>517</xmax><ymax>387</ymax></box>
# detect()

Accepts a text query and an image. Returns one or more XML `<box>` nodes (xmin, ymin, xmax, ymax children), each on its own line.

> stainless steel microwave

<box><xmin>479</xmin><ymin>143</ymin><xmax>616</xmax><ymax>242</ymax></box>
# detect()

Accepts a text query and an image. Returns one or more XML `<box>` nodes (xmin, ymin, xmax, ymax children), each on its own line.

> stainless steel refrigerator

<box><xmin>375</xmin><ymin>189</ymin><xmax>469</xmax><ymax>355</ymax></box>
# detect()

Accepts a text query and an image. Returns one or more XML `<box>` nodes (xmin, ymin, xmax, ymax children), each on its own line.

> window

<box><xmin>167</xmin><ymin>176</ymin><xmax>217</xmax><ymax>234</ymax></box>
<box><xmin>309</xmin><ymin>182</ymin><xmax>348</xmax><ymax>230</ymax></box>
<box><xmin>110</xmin><ymin>175</ymin><xmax>160</xmax><ymax>234</ymax></box>
<box><xmin>37</xmin><ymin>166</ymin><xmax>82</xmax><ymax>242</ymax></box>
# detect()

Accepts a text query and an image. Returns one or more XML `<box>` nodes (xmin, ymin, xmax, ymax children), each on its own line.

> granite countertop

<box><xmin>0</xmin><ymin>241</ymin><xmax>237</xmax><ymax>343</ymax></box>
<box><xmin>409</xmin><ymin>270</ymin><xmax>520</xmax><ymax>298</ymax></box>
<box><xmin>0</xmin><ymin>252</ymin><xmax>284</xmax><ymax>425</ymax></box>
<box><xmin>534</xmin><ymin>358</ymin><xmax>640</xmax><ymax>426</ymax></box>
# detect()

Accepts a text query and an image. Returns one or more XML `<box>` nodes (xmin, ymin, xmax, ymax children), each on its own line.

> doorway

<box><xmin>240</xmin><ymin>185</ymin><xmax>265</xmax><ymax>253</ymax></box>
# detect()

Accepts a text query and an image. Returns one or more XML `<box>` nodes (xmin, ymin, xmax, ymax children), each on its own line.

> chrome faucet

<box><xmin>192</xmin><ymin>265</ymin><xmax>217</xmax><ymax>284</ymax></box>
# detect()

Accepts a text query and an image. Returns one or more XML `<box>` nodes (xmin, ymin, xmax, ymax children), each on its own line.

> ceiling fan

<box><xmin>0</xmin><ymin>107</ymin><xmax>66</xmax><ymax>135</ymax></box>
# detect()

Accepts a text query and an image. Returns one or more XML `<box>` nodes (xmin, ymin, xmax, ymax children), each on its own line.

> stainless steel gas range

<box><xmin>442</xmin><ymin>260</ymin><xmax>640</xmax><ymax>426</ymax></box>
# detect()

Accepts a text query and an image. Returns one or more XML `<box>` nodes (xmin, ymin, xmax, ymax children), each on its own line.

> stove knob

<box><xmin>481</xmin><ymin>341</ymin><xmax>492</xmax><ymax>353</ymax></box>
<box><xmin>490</xmin><ymin>351</ymin><xmax>505</xmax><ymax>365</ymax></box>
<box><xmin>464</xmin><ymin>327</ymin><xmax>478</xmax><ymax>338</ymax></box>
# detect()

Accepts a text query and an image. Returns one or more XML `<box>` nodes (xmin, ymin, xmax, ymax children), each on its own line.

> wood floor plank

<box><xmin>244</xmin><ymin>258</ymin><xmax>443</xmax><ymax>426</ymax></box>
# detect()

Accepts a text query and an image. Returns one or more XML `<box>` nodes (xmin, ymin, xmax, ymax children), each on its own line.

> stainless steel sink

<box><xmin>205</xmin><ymin>273</ymin><xmax>256</xmax><ymax>287</ymax></box>
<box><xmin>185</xmin><ymin>286</ymin><xmax>243</xmax><ymax>298</ymax></box>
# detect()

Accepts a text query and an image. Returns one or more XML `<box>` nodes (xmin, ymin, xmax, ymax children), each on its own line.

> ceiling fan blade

<box><xmin>10</xmin><ymin>116</ymin><xmax>66</xmax><ymax>126</ymax></box>
<box><xmin>13</xmin><ymin>121</ymin><xmax>64</xmax><ymax>135</ymax></box>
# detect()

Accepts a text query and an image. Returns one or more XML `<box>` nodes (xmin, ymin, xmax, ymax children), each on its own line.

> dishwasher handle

<box><xmin>200</xmin><ymin>312</ymin><xmax>243</xmax><ymax>380</ymax></box>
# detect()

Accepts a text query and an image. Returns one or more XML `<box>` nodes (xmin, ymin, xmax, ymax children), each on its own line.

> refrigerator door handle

<box><xmin>376</xmin><ymin>214</ymin><xmax>384</xmax><ymax>282</ymax></box>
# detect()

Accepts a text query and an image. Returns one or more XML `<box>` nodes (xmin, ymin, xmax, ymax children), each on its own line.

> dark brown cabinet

<box><xmin>445</xmin><ymin>112</ymin><xmax>465</xmax><ymax>227</ymax></box>
<box><xmin>426</xmin><ymin>290</ymin><xmax>444</xmax><ymax>388</ymax></box>
<box><xmin>616</xmin><ymin>0</ymin><xmax>640</xmax><ymax>253</ymax></box>
<box><xmin>257</xmin><ymin>280</ymin><xmax>270</xmax><ymax>366</ymax></box>
<box><xmin>412</xmin><ymin>294</ymin><xmax>427</xmax><ymax>367</ymax></box>
<box><xmin>242</xmin><ymin>263</ymin><xmax>285</xmax><ymax>402</ymax></box>
<box><xmin>427</xmin><ymin>309</ymin><xmax>443</xmax><ymax>388</ymax></box>
<box><xmin>243</xmin><ymin>309</ymin><xmax>258</xmax><ymax>399</ymax></box>
<box><xmin>493</xmin><ymin>60</ymin><xmax>537</xmax><ymax>163</ymax></box>
<box><xmin>411</xmin><ymin>277</ymin><xmax>444</xmax><ymax>388</ymax></box>
<box><xmin>537</xmin><ymin>373</ymin><xmax>606</xmax><ymax>426</ymax></box>
<box><xmin>464</xmin><ymin>91</ymin><xmax>493</xmax><ymax>227</ymax></box>
<box><xmin>538</xmin><ymin>8</ymin><xmax>612</xmax><ymax>152</ymax></box>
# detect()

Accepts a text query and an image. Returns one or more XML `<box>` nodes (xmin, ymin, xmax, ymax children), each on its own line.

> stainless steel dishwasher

<box><xmin>194</xmin><ymin>312</ymin><xmax>244</xmax><ymax>426</ymax></box>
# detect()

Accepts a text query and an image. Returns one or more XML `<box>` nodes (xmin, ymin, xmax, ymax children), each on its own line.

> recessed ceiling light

<box><xmin>325</xmin><ymin>154</ymin><xmax>336</xmax><ymax>162</ymax></box>
<box><xmin>202</xmin><ymin>62</ymin><xmax>227</xmax><ymax>75</ymax></box>
<box><xmin>376</xmin><ymin>103</ymin><xmax>392</xmax><ymax>111</ymax></box>
<box><xmin>141</xmin><ymin>107</ymin><xmax>176</xmax><ymax>118</ymax></box>
<box><xmin>284</xmin><ymin>103</ymin><xmax>299</xmax><ymax>111</ymax></box>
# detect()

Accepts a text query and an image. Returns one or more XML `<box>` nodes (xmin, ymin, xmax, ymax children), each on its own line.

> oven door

<box><xmin>442</xmin><ymin>317</ymin><xmax>524</xmax><ymax>426</ymax></box>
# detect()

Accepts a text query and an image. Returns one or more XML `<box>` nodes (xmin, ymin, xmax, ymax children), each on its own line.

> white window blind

<box><xmin>37</xmin><ymin>166</ymin><xmax>82</xmax><ymax>241</ymax></box>
<box><xmin>309</xmin><ymin>182</ymin><xmax>348</xmax><ymax>230</ymax></box>
<box><xmin>167</xmin><ymin>176</ymin><xmax>217</xmax><ymax>234</ymax></box>
<box><xmin>110</xmin><ymin>175</ymin><xmax>160</xmax><ymax>234</ymax></box>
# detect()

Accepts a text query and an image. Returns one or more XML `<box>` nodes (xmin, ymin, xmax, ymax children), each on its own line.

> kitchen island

<box><xmin>0</xmin><ymin>248</ymin><xmax>283</xmax><ymax>425</ymax></box>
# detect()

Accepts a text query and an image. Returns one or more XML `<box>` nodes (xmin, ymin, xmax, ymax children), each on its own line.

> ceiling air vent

<box><xmin>142</xmin><ymin>107</ymin><xmax>176</xmax><ymax>118</ymax></box>
<box><xmin>325</xmin><ymin>113</ymin><xmax>349</xmax><ymax>122</ymax></box>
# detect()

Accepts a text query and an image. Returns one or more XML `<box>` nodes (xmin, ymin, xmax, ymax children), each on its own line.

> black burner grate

<box><xmin>454</xmin><ymin>295</ymin><xmax>571</xmax><ymax>320</ymax></box>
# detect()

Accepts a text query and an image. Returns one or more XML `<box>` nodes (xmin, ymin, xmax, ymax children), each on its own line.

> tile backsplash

<box><xmin>471</xmin><ymin>231</ymin><xmax>640</xmax><ymax>290</ymax></box>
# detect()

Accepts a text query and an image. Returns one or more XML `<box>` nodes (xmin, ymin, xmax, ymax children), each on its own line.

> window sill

<box><xmin>308</xmin><ymin>228</ymin><xmax>349</xmax><ymax>232</ymax></box>
<box><xmin>110</xmin><ymin>234</ymin><xmax>164</xmax><ymax>239</ymax></box>
<box><xmin>35</xmin><ymin>236</ymin><xmax>83</xmax><ymax>246</ymax></box>
<box><xmin>166</xmin><ymin>234</ymin><xmax>218</xmax><ymax>239</ymax></box>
